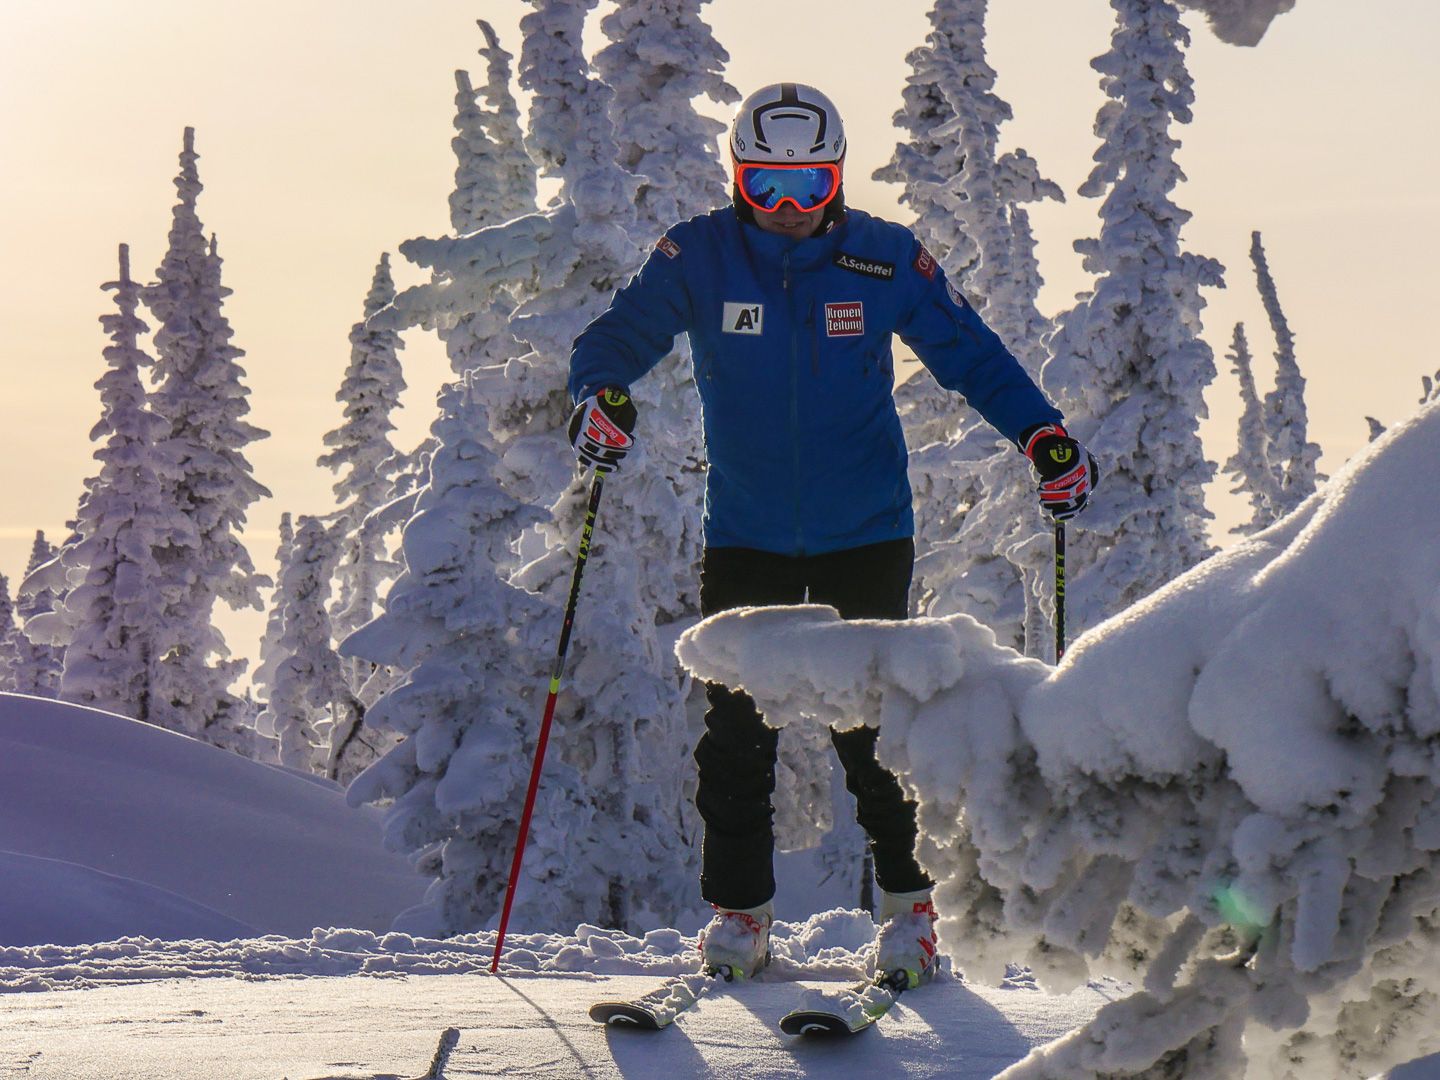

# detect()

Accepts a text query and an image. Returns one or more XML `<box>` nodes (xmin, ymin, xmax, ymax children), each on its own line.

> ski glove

<box><xmin>568</xmin><ymin>387</ymin><xmax>638</xmax><ymax>473</ymax></box>
<box><xmin>1021</xmin><ymin>423</ymin><xmax>1099</xmax><ymax>521</ymax></box>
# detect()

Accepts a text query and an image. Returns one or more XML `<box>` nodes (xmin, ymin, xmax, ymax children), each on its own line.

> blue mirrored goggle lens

<box><xmin>739</xmin><ymin>166</ymin><xmax>837</xmax><ymax>211</ymax></box>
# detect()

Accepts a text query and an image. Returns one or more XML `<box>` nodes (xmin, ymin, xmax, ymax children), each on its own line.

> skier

<box><xmin>567</xmin><ymin>83</ymin><xmax>1097</xmax><ymax>988</ymax></box>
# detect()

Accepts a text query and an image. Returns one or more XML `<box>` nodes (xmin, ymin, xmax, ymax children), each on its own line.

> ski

<box><xmin>778</xmin><ymin>970</ymin><xmax>915</xmax><ymax>1037</ymax></box>
<box><xmin>589</xmin><ymin>970</ymin><xmax>730</xmax><ymax>1030</ymax></box>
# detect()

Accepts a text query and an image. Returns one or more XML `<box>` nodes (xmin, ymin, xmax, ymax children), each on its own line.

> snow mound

<box><xmin>678</xmin><ymin>401</ymin><xmax>1440</xmax><ymax>1078</ymax></box>
<box><xmin>0</xmin><ymin>694</ymin><xmax>426</xmax><ymax>943</ymax></box>
<box><xmin>0</xmin><ymin>852</ymin><xmax>257</xmax><ymax>947</ymax></box>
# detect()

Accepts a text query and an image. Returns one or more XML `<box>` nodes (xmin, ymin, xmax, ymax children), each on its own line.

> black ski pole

<box><xmin>492</xmin><ymin>468</ymin><xmax>606</xmax><ymax>973</ymax></box>
<box><xmin>1054</xmin><ymin>521</ymin><xmax>1067</xmax><ymax>662</ymax></box>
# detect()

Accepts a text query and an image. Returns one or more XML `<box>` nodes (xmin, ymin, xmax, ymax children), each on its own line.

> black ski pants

<box><xmin>694</xmin><ymin>538</ymin><xmax>933</xmax><ymax>911</ymax></box>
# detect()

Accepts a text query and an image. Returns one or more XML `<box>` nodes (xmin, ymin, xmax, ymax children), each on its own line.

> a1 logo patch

<box><xmin>723</xmin><ymin>302</ymin><xmax>764</xmax><ymax>335</ymax></box>
<box><xmin>825</xmin><ymin>301</ymin><xmax>864</xmax><ymax>337</ymax></box>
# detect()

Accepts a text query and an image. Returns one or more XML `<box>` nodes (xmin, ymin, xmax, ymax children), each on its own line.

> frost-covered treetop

<box><xmin>595</xmin><ymin>0</ymin><xmax>737</xmax><ymax>234</ymax></box>
<box><xmin>449</xmin><ymin>21</ymin><xmax>536</xmax><ymax>234</ymax></box>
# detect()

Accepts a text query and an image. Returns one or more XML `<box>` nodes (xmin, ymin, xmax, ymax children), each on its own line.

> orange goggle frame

<box><xmin>735</xmin><ymin>162</ymin><xmax>842</xmax><ymax>214</ymax></box>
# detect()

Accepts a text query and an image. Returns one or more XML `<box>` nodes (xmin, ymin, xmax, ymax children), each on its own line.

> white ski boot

<box><xmin>698</xmin><ymin>900</ymin><xmax>773</xmax><ymax>981</ymax></box>
<box><xmin>873</xmin><ymin>887</ymin><xmax>938</xmax><ymax>990</ymax></box>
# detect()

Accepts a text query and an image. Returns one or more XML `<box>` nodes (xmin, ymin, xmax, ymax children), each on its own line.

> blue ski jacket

<box><xmin>568</xmin><ymin>206</ymin><xmax>1063</xmax><ymax>557</ymax></box>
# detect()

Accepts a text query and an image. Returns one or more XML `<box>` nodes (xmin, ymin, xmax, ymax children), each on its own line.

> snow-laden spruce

<box><xmin>679</xmin><ymin>398</ymin><xmax>1440</xmax><ymax>1078</ymax></box>
<box><xmin>0</xmin><ymin>575</ymin><xmax>20</xmax><ymax>692</ymax></box>
<box><xmin>12</xmin><ymin>531</ymin><xmax>64</xmax><ymax>698</ymax></box>
<box><xmin>319</xmin><ymin>253</ymin><xmax>406</xmax><ymax>709</ymax></box>
<box><xmin>440</xmin><ymin>20</ymin><xmax>536</xmax><ymax>380</ymax></box>
<box><xmin>1223</xmin><ymin>322</ymin><xmax>1283</xmax><ymax>536</ymax></box>
<box><xmin>876</xmin><ymin>0</ymin><xmax>1064</xmax><ymax>660</ymax></box>
<box><xmin>252</xmin><ymin>511</ymin><xmax>294</xmax><ymax>710</ymax></box>
<box><xmin>142</xmin><ymin>129</ymin><xmax>270</xmax><ymax>751</ymax></box>
<box><xmin>256</xmin><ymin>516</ymin><xmax>370</xmax><ymax>780</ymax></box>
<box><xmin>40</xmin><ymin>246</ymin><xmax>186</xmax><ymax>722</ymax></box>
<box><xmin>1176</xmin><ymin>0</ymin><xmax>1298</xmax><ymax>46</ymax></box>
<box><xmin>1252</xmin><ymin>230</ymin><xmax>1324</xmax><ymax>516</ymax></box>
<box><xmin>1042</xmin><ymin>0</ymin><xmax>1224</xmax><ymax>633</ymax></box>
<box><xmin>342</xmin><ymin>373</ymin><xmax>582</xmax><ymax>937</ymax></box>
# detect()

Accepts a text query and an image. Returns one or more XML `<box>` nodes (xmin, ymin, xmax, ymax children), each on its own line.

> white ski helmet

<box><xmin>729</xmin><ymin>82</ymin><xmax>846</xmax><ymax>166</ymax></box>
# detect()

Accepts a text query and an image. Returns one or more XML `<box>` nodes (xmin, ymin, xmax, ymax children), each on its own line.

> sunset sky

<box><xmin>2</xmin><ymin>0</ymin><xmax>1435</xmax><ymax>662</ymax></box>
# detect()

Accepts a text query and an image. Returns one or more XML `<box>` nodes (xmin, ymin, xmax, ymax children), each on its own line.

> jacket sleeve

<box><xmin>567</xmin><ymin>236</ymin><xmax>694</xmax><ymax>404</ymax></box>
<box><xmin>895</xmin><ymin>239</ymin><xmax>1062</xmax><ymax>446</ymax></box>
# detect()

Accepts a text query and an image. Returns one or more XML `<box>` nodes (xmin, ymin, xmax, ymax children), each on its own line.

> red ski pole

<box><xmin>491</xmin><ymin>469</ymin><xmax>606</xmax><ymax>973</ymax></box>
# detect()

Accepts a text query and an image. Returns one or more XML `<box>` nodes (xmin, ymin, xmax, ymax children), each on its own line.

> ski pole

<box><xmin>1054</xmin><ymin>522</ymin><xmax>1067</xmax><ymax>662</ymax></box>
<box><xmin>491</xmin><ymin>468</ymin><xmax>606</xmax><ymax>973</ymax></box>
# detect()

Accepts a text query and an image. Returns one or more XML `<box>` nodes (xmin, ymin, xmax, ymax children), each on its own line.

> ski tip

<box><xmin>778</xmin><ymin>1011</ymin><xmax>865</xmax><ymax>1038</ymax></box>
<box><xmin>589</xmin><ymin>1002</ymin><xmax>665</xmax><ymax>1030</ymax></box>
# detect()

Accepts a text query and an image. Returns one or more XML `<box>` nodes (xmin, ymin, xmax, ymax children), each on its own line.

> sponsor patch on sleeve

<box><xmin>945</xmin><ymin>278</ymin><xmax>971</xmax><ymax>309</ymax></box>
<box><xmin>913</xmin><ymin>244</ymin><xmax>938</xmax><ymax>280</ymax></box>
<box><xmin>655</xmin><ymin>235</ymin><xmax>682</xmax><ymax>259</ymax></box>
<box><xmin>824</xmin><ymin>301</ymin><xmax>864</xmax><ymax>337</ymax></box>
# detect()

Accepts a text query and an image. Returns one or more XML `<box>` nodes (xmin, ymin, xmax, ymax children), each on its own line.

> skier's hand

<box><xmin>568</xmin><ymin>387</ymin><xmax>638</xmax><ymax>473</ymax></box>
<box><xmin>1022</xmin><ymin>423</ymin><xmax>1099</xmax><ymax>521</ymax></box>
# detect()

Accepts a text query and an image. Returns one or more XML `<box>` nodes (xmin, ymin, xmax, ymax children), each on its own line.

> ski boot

<box><xmin>698</xmin><ymin>900</ymin><xmax>773</xmax><ymax>981</ymax></box>
<box><xmin>873</xmin><ymin>887</ymin><xmax>938</xmax><ymax>991</ymax></box>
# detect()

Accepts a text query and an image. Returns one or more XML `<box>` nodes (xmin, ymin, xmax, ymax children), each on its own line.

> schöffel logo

<box><xmin>833</xmin><ymin>252</ymin><xmax>895</xmax><ymax>280</ymax></box>
<box><xmin>825</xmin><ymin>302</ymin><xmax>864</xmax><ymax>337</ymax></box>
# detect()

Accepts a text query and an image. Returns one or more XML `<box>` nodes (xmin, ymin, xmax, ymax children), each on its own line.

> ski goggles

<box><xmin>735</xmin><ymin>162</ymin><xmax>842</xmax><ymax>213</ymax></box>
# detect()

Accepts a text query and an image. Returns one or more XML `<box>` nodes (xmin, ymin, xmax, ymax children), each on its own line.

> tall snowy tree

<box><xmin>876</xmin><ymin>0</ymin><xmax>1064</xmax><ymax>657</ymax></box>
<box><xmin>256</xmin><ymin>516</ymin><xmax>360</xmax><ymax>777</ymax></box>
<box><xmin>252</xmin><ymin>511</ymin><xmax>295</xmax><ymax>708</ymax></box>
<box><xmin>143</xmin><ymin>130</ymin><xmax>271</xmax><ymax>751</ymax></box>
<box><xmin>319</xmin><ymin>254</ymin><xmax>406</xmax><ymax>692</ymax></box>
<box><xmin>1042</xmin><ymin>0</ymin><xmax>1224</xmax><ymax>629</ymax></box>
<box><xmin>344</xmin><ymin>372</ymin><xmax>585</xmax><ymax>936</ymax></box>
<box><xmin>1222</xmin><ymin>322</ymin><xmax>1281</xmax><ymax>535</ymax></box>
<box><xmin>440</xmin><ymin>21</ymin><xmax>537</xmax><ymax>379</ymax></box>
<box><xmin>0</xmin><ymin>574</ymin><xmax>20</xmax><ymax>692</ymax></box>
<box><xmin>52</xmin><ymin>245</ymin><xmax>188</xmax><ymax>720</ymax></box>
<box><xmin>1251</xmin><ymin>230</ymin><xmax>1323</xmax><ymax>514</ymax></box>
<box><xmin>502</xmin><ymin>0</ymin><xmax>696</xmax><ymax>930</ymax></box>
<box><xmin>594</xmin><ymin>0</ymin><xmax>735</xmax><ymax>625</ymax></box>
<box><xmin>13</xmin><ymin>532</ymin><xmax>65</xmax><ymax>697</ymax></box>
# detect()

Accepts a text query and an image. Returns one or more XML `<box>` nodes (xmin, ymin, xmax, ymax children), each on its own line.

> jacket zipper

<box><xmin>784</xmin><ymin>252</ymin><xmax>804</xmax><ymax>556</ymax></box>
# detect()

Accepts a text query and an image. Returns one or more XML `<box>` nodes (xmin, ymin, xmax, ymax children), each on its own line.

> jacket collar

<box><xmin>737</xmin><ymin>211</ymin><xmax>851</xmax><ymax>272</ymax></box>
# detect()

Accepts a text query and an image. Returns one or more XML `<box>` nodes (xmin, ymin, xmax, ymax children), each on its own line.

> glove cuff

<box><xmin>1021</xmin><ymin>422</ymin><xmax>1068</xmax><ymax>460</ymax></box>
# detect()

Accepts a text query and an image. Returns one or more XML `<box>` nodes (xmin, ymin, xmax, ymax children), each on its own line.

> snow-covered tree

<box><xmin>13</xmin><ymin>532</ymin><xmax>64</xmax><ymax>697</ymax></box>
<box><xmin>876</xmin><ymin>0</ymin><xmax>1064</xmax><ymax>657</ymax></box>
<box><xmin>594</xmin><ymin>0</ymin><xmax>735</xmax><ymax>625</ymax></box>
<box><xmin>0</xmin><ymin>575</ymin><xmax>20</xmax><ymax>692</ymax></box>
<box><xmin>319</xmin><ymin>254</ymin><xmax>406</xmax><ymax>693</ymax></box>
<box><xmin>1222</xmin><ymin>322</ymin><xmax>1281</xmax><ymax>536</ymax></box>
<box><xmin>252</xmin><ymin>511</ymin><xmax>295</xmax><ymax>706</ymax></box>
<box><xmin>52</xmin><ymin>245</ymin><xmax>186</xmax><ymax>720</ymax></box>
<box><xmin>256</xmin><ymin>516</ymin><xmax>358</xmax><ymax>776</ymax></box>
<box><xmin>440</xmin><ymin>21</ymin><xmax>537</xmax><ymax>379</ymax></box>
<box><xmin>1042</xmin><ymin>0</ymin><xmax>1224</xmax><ymax>629</ymax></box>
<box><xmin>501</xmin><ymin>0</ymin><xmax>695</xmax><ymax>930</ymax></box>
<box><xmin>1251</xmin><ymin>230</ymin><xmax>1323</xmax><ymax>514</ymax></box>
<box><xmin>143</xmin><ymin>129</ymin><xmax>271</xmax><ymax>751</ymax></box>
<box><xmin>344</xmin><ymin>372</ymin><xmax>584</xmax><ymax>936</ymax></box>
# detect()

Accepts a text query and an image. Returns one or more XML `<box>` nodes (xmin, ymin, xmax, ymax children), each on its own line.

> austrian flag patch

<box><xmin>825</xmin><ymin>301</ymin><xmax>864</xmax><ymax>337</ymax></box>
<box><xmin>655</xmin><ymin>236</ymin><xmax>681</xmax><ymax>258</ymax></box>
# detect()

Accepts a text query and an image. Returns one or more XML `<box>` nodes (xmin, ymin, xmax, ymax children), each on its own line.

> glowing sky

<box><xmin>1</xmin><ymin>0</ymin><xmax>1435</xmax><ymax>660</ymax></box>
